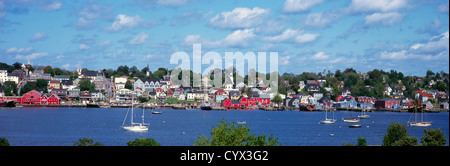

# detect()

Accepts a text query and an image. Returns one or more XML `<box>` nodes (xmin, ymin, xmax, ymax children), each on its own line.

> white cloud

<box><xmin>280</xmin><ymin>56</ymin><xmax>291</xmax><ymax>65</ymax></box>
<box><xmin>79</xmin><ymin>44</ymin><xmax>90</xmax><ymax>50</ymax></box>
<box><xmin>15</xmin><ymin>52</ymin><xmax>49</xmax><ymax>60</ymax></box>
<box><xmin>62</xmin><ymin>64</ymin><xmax>71</xmax><ymax>69</ymax></box>
<box><xmin>29</xmin><ymin>32</ymin><xmax>48</xmax><ymax>42</ymax></box>
<box><xmin>209</xmin><ymin>7</ymin><xmax>270</xmax><ymax>29</ymax></box>
<box><xmin>304</xmin><ymin>10</ymin><xmax>344</xmax><ymax>29</ymax></box>
<box><xmin>6</xmin><ymin>47</ymin><xmax>33</xmax><ymax>54</ymax></box>
<box><xmin>282</xmin><ymin>0</ymin><xmax>324</xmax><ymax>13</ymax></box>
<box><xmin>182</xmin><ymin>29</ymin><xmax>255</xmax><ymax>48</ymax></box>
<box><xmin>263</xmin><ymin>29</ymin><xmax>320</xmax><ymax>44</ymax></box>
<box><xmin>311</xmin><ymin>52</ymin><xmax>329</xmax><ymax>60</ymax></box>
<box><xmin>379</xmin><ymin>31</ymin><xmax>449</xmax><ymax>60</ymax></box>
<box><xmin>364</xmin><ymin>12</ymin><xmax>404</xmax><ymax>26</ymax></box>
<box><xmin>295</xmin><ymin>33</ymin><xmax>320</xmax><ymax>43</ymax></box>
<box><xmin>129</xmin><ymin>32</ymin><xmax>149</xmax><ymax>45</ymax></box>
<box><xmin>41</xmin><ymin>1</ymin><xmax>62</xmax><ymax>11</ymax></box>
<box><xmin>104</xmin><ymin>14</ymin><xmax>144</xmax><ymax>32</ymax></box>
<box><xmin>348</xmin><ymin>0</ymin><xmax>410</xmax><ymax>13</ymax></box>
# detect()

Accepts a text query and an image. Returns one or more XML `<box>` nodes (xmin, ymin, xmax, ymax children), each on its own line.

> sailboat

<box><xmin>200</xmin><ymin>76</ymin><xmax>212</xmax><ymax>110</ymax></box>
<box><xmin>121</xmin><ymin>95</ymin><xmax>149</xmax><ymax>131</ymax></box>
<box><xmin>320</xmin><ymin>104</ymin><xmax>336</xmax><ymax>124</ymax></box>
<box><xmin>408</xmin><ymin>101</ymin><xmax>432</xmax><ymax>127</ymax></box>
<box><xmin>358</xmin><ymin>108</ymin><xmax>370</xmax><ymax>119</ymax></box>
<box><xmin>342</xmin><ymin>109</ymin><xmax>360</xmax><ymax>123</ymax></box>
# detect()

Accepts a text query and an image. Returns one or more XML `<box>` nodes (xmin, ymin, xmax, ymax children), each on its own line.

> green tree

<box><xmin>194</xmin><ymin>119</ymin><xmax>280</xmax><ymax>146</ymax></box>
<box><xmin>127</xmin><ymin>138</ymin><xmax>161</xmax><ymax>146</ymax></box>
<box><xmin>79</xmin><ymin>79</ymin><xmax>96</xmax><ymax>91</ymax></box>
<box><xmin>73</xmin><ymin>138</ymin><xmax>104</xmax><ymax>146</ymax></box>
<box><xmin>125</xmin><ymin>81</ymin><xmax>133</xmax><ymax>90</ymax></box>
<box><xmin>272</xmin><ymin>94</ymin><xmax>283</xmax><ymax>107</ymax></box>
<box><xmin>382</xmin><ymin>122</ymin><xmax>417</xmax><ymax>146</ymax></box>
<box><xmin>0</xmin><ymin>137</ymin><xmax>10</xmax><ymax>146</ymax></box>
<box><xmin>357</xmin><ymin>136</ymin><xmax>367</xmax><ymax>146</ymax></box>
<box><xmin>420</xmin><ymin>128</ymin><xmax>447</xmax><ymax>146</ymax></box>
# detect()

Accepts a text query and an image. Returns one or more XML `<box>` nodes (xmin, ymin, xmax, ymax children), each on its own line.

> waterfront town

<box><xmin>0</xmin><ymin>62</ymin><xmax>449</xmax><ymax>112</ymax></box>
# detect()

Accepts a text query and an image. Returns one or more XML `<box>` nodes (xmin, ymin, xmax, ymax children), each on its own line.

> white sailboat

<box><xmin>343</xmin><ymin>110</ymin><xmax>360</xmax><ymax>123</ymax></box>
<box><xmin>408</xmin><ymin>103</ymin><xmax>432</xmax><ymax>127</ymax></box>
<box><xmin>121</xmin><ymin>95</ymin><xmax>149</xmax><ymax>132</ymax></box>
<box><xmin>358</xmin><ymin>108</ymin><xmax>370</xmax><ymax>119</ymax></box>
<box><xmin>320</xmin><ymin>105</ymin><xmax>336</xmax><ymax>124</ymax></box>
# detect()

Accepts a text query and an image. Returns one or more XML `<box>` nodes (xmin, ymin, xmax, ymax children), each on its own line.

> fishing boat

<box><xmin>358</xmin><ymin>108</ymin><xmax>370</xmax><ymax>119</ymax></box>
<box><xmin>121</xmin><ymin>95</ymin><xmax>149</xmax><ymax>132</ymax></box>
<box><xmin>320</xmin><ymin>104</ymin><xmax>336</xmax><ymax>124</ymax></box>
<box><xmin>408</xmin><ymin>101</ymin><xmax>432</xmax><ymax>127</ymax></box>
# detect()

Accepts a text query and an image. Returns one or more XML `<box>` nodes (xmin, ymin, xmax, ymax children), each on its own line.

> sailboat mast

<box><xmin>131</xmin><ymin>93</ymin><xmax>134</xmax><ymax>125</ymax></box>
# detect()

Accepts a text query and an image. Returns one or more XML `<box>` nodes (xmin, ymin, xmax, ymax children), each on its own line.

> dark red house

<box><xmin>41</xmin><ymin>94</ymin><xmax>61</xmax><ymax>105</ymax></box>
<box><xmin>375</xmin><ymin>98</ymin><xmax>400</xmax><ymax>109</ymax></box>
<box><xmin>21</xmin><ymin>90</ymin><xmax>42</xmax><ymax>104</ymax></box>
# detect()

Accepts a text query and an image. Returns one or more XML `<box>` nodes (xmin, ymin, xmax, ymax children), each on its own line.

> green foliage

<box><xmin>73</xmin><ymin>138</ymin><xmax>104</xmax><ymax>146</ymax></box>
<box><xmin>357</xmin><ymin>136</ymin><xmax>367</xmax><ymax>146</ymax></box>
<box><xmin>0</xmin><ymin>137</ymin><xmax>10</xmax><ymax>146</ymax></box>
<box><xmin>127</xmin><ymin>138</ymin><xmax>160</xmax><ymax>146</ymax></box>
<box><xmin>272</xmin><ymin>94</ymin><xmax>283</xmax><ymax>105</ymax></box>
<box><xmin>194</xmin><ymin>119</ymin><xmax>281</xmax><ymax>146</ymax></box>
<box><xmin>125</xmin><ymin>81</ymin><xmax>133</xmax><ymax>90</ymax></box>
<box><xmin>382</xmin><ymin>122</ymin><xmax>417</xmax><ymax>146</ymax></box>
<box><xmin>79</xmin><ymin>79</ymin><xmax>96</xmax><ymax>92</ymax></box>
<box><xmin>420</xmin><ymin>128</ymin><xmax>447</xmax><ymax>146</ymax></box>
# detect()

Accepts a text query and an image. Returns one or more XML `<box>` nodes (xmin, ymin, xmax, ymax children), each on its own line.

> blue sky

<box><xmin>0</xmin><ymin>0</ymin><xmax>448</xmax><ymax>76</ymax></box>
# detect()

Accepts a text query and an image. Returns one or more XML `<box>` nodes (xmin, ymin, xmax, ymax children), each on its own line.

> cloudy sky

<box><xmin>0</xmin><ymin>0</ymin><xmax>448</xmax><ymax>76</ymax></box>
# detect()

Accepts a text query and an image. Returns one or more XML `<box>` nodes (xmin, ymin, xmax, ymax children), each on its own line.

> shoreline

<box><xmin>3</xmin><ymin>104</ymin><xmax>448</xmax><ymax>112</ymax></box>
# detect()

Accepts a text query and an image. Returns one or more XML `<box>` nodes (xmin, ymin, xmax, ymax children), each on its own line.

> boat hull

<box><xmin>122</xmin><ymin>126</ymin><xmax>148</xmax><ymax>131</ymax></box>
<box><xmin>349</xmin><ymin>124</ymin><xmax>362</xmax><ymax>128</ymax></box>
<box><xmin>409</xmin><ymin>122</ymin><xmax>432</xmax><ymax>127</ymax></box>
<box><xmin>343</xmin><ymin>118</ymin><xmax>360</xmax><ymax>123</ymax></box>
<box><xmin>200</xmin><ymin>106</ymin><xmax>212</xmax><ymax>110</ymax></box>
<box><xmin>358</xmin><ymin>115</ymin><xmax>370</xmax><ymax>119</ymax></box>
<box><xmin>320</xmin><ymin>119</ymin><xmax>336</xmax><ymax>124</ymax></box>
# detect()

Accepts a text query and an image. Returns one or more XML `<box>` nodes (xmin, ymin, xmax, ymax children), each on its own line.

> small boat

<box><xmin>152</xmin><ymin>110</ymin><xmax>162</xmax><ymax>114</ymax></box>
<box><xmin>200</xmin><ymin>105</ymin><xmax>212</xmax><ymax>110</ymax></box>
<box><xmin>237</xmin><ymin>121</ymin><xmax>246</xmax><ymax>125</ymax></box>
<box><xmin>86</xmin><ymin>103</ymin><xmax>100</xmax><ymax>108</ymax></box>
<box><xmin>349</xmin><ymin>124</ymin><xmax>362</xmax><ymax>128</ymax></box>
<box><xmin>343</xmin><ymin>118</ymin><xmax>360</xmax><ymax>123</ymax></box>
<box><xmin>358</xmin><ymin>108</ymin><xmax>370</xmax><ymax>119</ymax></box>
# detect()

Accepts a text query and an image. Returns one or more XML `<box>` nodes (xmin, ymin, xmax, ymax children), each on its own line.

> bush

<box><xmin>382</xmin><ymin>122</ymin><xmax>417</xmax><ymax>146</ymax></box>
<box><xmin>421</xmin><ymin>128</ymin><xmax>447</xmax><ymax>146</ymax></box>
<box><xmin>73</xmin><ymin>138</ymin><xmax>104</xmax><ymax>146</ymax></box>
<box><xmin>0</xmin><ymin>137</ymin><xmax>10</xmax><ymax>146</ymax></box>
<box><xmin>127</xmin><ymin>138</ymin><xmax>160</xmax><ymax>146</ymax></box>
<box><xmin>194</xmin><ymin>119</ymin><xmax>281</xmax><ymax>146</ymax></box>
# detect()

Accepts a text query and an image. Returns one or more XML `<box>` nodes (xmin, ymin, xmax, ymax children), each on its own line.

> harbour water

<box><xmin>0</xmin><ymin>107</ymin><xmax>448</xmax><ymax>146</ymax></box>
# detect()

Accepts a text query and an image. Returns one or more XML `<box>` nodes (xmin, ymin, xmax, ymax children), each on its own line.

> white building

<box><xmin>0</xmin><ymin>68</ymin><xmax>19</xmax><ymax>84</ymax></box>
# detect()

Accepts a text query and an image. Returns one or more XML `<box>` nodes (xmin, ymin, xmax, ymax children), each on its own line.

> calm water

<box><xmin>0</xmin><ymin>107</ymin><xmax>448</xmax><ymax>146</ymax></box>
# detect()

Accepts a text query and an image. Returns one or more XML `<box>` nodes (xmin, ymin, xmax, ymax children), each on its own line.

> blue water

<box><xmin>0</xmin><ymin>107</ymin><xmax>448</xmax><ymax>146</ymax></box>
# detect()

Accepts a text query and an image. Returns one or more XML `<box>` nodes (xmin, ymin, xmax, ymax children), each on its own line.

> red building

<box><xmin>41</xmin><ymin>94</ymin><xmax>61</xmax><ymax>105</ymax></box>
<box><xmin>375</xmin><ymin>98</ymin><xmax>400</xmax><ymax>109</ymax></box>
<box><xmin>21</xmin><ymin>90</ymin><xmax>42</xmax><ymax>104</ymax></box>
